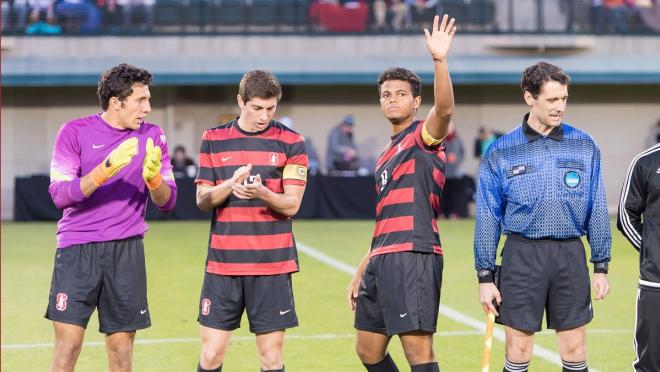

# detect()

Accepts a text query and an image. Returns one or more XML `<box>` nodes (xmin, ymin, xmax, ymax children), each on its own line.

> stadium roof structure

<box><xmin>3</xmin><ymin>35</ymin><xmax>660</xmax><ymax>86</ymax></box>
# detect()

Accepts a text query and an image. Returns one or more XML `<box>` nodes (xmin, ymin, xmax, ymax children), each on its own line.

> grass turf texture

<box><xmin>2</xmin><ymin>219</ymin><xmax>639</xmax><ymax>371</ymax></box>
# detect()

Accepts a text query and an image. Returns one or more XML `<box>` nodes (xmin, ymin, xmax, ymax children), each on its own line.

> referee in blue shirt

<box><xmin>473</xmin><ymin>62</ymin><xmax>611</xmax><ymax>372</ymax></box>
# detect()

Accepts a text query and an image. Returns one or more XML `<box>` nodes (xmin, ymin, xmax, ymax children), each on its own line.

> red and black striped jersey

<box><xmin>195</xmin><ymin>119</ymin><xmax>308</xmax><ymax>276</ymax></box>
<box><xmin>371</xmin><ymin>120</ymin><xmax>446</xmax><ymax>256</ymax></box>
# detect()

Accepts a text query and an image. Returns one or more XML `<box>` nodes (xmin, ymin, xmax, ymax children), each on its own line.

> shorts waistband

<box><xmin>506</xmin><ymin>233</ymin><xmax>582</xmax><ymax>244</ymax></box>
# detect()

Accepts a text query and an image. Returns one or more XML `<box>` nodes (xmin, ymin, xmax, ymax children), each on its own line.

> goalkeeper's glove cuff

<box><xmin>90</xmin><ymin>163</ymin><xmax>110</xmax><ymax>187</ymax></box>
<box><xmin>145</xmin><ymin>172</ymin><xmax>163</xmax><ymax>190</ymax></box>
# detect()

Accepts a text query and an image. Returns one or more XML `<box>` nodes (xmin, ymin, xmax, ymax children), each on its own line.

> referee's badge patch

<box><xmin>511</xmin><ymin>165</ymin><xmax>527</xmax><ymax>175</ymax></box>
<box><xmin>564</xmin><ymin>171</ymin><xmax>581</xmax><ymax>188</ymax></box>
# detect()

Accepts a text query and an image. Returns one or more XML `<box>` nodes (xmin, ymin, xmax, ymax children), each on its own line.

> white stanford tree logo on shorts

<box><xmin>56</xmin><ymin>293</ymin><xmax>68</xmax><ymax>311</ymax></box>
<box><xmin>201</xmin><ymin>298</ymin><xmax>211</xmax><ymax>316</ymax></box>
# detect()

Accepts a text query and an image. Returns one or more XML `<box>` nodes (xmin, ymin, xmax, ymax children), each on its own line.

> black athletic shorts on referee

<box><xmin>354</xmin><ymin>251</ymin><xmax>443</xmax><ymax>336</ymax></box>
<box><xmin>45</xmin><ymin>236</ymin><xmax>151</xmax><ymax>333</ymax></box>
<box><xmin>498</xmin><ymin>234</ymin><xmax>593</xmax><ymax>332</ymax></box>
<box><xmin>198</xmin><ymin>272</ymin><xmax>298</xmax><ymax>334</ymax></box>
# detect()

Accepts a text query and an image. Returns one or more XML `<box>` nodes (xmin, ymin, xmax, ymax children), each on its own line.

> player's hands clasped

<box><xmin>90</xmin><ymin>137</ymin><xmax>138</xmax><ymax>186</ymax></box>
<box><xmin>479</xmin><ymin>283</ymin><xmax>501</xmax><ymax>316</ymax></box>
<box><xmin>232</xmin><ymin>173</ymin><xmax>266</xmax><ymax>200</ymax></box>
<box><xmin>424</xmin><ymin>14</ymin><xmax>457</xmax><ymax>62</ymax></box>
<box><xmin>143</xmin><ymin>138</ymin><xmax>163</xmax><ymax>190</ymax></box>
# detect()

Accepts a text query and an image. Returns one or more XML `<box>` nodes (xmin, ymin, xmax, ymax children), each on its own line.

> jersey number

<box><xmin>380</xmin><ymin>170</ymin><xmax>388</xmax><ymax>192</ymax></box>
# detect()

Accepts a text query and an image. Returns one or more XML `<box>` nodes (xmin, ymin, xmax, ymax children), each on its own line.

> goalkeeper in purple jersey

<box><xmin>45</xmin><ymin>64</ymin><xmax>177</xmax><ymax>372</ymax></box>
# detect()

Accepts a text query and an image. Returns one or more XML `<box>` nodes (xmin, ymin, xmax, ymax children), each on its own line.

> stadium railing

<box><xmin>2</xmin><ymin>0</ymin><xmax>659</xmax><ymax>35</ymax></box>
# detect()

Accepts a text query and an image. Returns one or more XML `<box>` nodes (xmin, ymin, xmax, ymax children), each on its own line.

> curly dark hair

<box><xmin>377</xmin><ymin>67</ymin><xmax>422</xmax><ymax>98</ymax></box>
<box><xmin>97</xmin><ymin>64</ymin><xmax>153</xmax><ymax>111</ymax></box>
<box><xmin>521</xmin><ymin>62</ymin><xmax>570</xmax><ymax>99</ymax></box>
<box><xmin>238</xmin><ymin>70</ymin><xmax>282</xmax><ymax>103</ymax></box>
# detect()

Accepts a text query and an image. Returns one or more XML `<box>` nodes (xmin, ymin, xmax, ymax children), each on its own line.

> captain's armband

<box><xmin>422</xmin><ymin>123</ymin><xmax>444</xmax><ymax>147</ymax></box>
<box><xmin>283</xmin><ymin>164</ymin><xmax>307</xmax><ymax>182</ymax></box>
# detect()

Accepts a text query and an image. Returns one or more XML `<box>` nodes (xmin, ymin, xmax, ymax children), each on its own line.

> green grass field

<box><xmin>1</xmin><ymin>219</ymin><xmax>640</xmax><ymax>371</ymax></box>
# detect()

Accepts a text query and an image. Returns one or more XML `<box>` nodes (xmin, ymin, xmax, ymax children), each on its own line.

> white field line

<box><xmin>1</xmin><ymin>329</ymin><xmax>630</xmax><ymax>350</ymax></box>
<box><xmin>297</xmin><ymin>243</ymin><xmax>604</xmax><ymax>371</ymax></box>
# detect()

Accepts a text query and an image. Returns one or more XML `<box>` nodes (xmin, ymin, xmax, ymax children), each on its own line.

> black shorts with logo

<box><xmin>198</xmin><ymin>272</ymin><xmax>298</xmax><ymax>334</ymax></box>
<box><xmin>498</xmin><ymin>234</ymin><xmax>593</xmax><ymax>332</ymax></box>
<box><xmin>45</xmin><ymin>237</ymin><xmax>150</xmax><ymax>333</ymax></box>
<box><xmin>354</xmin><ymin>251</ymin><xmax>443</xmax><ymax>336</ymax></box>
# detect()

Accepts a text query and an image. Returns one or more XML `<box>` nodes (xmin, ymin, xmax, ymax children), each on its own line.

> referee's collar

<box><xmin>522</xmin><ymin>113</ymin><xmax>563</xmax><ymax>142</ymax></box>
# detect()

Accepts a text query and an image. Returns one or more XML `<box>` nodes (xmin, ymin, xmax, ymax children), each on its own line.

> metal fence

<box><xmin>2</xmin><ymin>0</ymin><xmax>659</xmax><ymax>35</ymax></box>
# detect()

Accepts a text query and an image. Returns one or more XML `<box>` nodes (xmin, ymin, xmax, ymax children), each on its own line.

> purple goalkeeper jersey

<box><xmin>49</xmin><ymin>113</ymin><xmax>177</xmax><ymax>248</ymax></box>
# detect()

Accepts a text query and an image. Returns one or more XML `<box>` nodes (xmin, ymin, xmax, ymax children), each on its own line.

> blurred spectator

<box><xmin>327</xmin><ymin>114</ymin><xmax>360</xmax><ymax>174</ymax></box>
<box><xmin>171</xmin><ymin>145</ymin><xmax>197</xmax><ymax>178</ymax></box>
<box><xmin>372</xmin><ymin>0</ymin><xmax>409</xmax><ymax>31</ymax></box>
<box><xmin>441</xmin><ymin>121</ymin><xmax>468</xmax><ymax>218</ymax></box>
<box><xmin>474</xmin><ymin>126</ymin><xmax>501</xmax><ymax>158</ymax></box>
<box><xmin>25</xmin><ymin>6</ymin><xmax>61</xmax><ymax>34</ymax></box>
<box><xmin>279</xmin><ymin>116</ymin><xmax>322</xmax><ymax>176</ymax></box>
<box><xmin>638</xmin><ymin>0</ymin><xmax>660</xmax><ymax>31</ymax></box>
<box><xmin>562</xmin><ymin>0</ymin><xmax>592</xmax><ymax>32</ymax></box>
<box><xmin>603</xmin><ymin>0</ymin><xmax>636</xmax><ymax>33</ymax></box>
<box><xmin>54</xmin><ymin>0</ymin><xmax>101</xmax><ymax>33</ymax></box>
<box><xmin>97</xmin><ymin>0</ymin><xmax>122</xmax><ymax>32</ymax></box>
<box><xmin>2</xmin><ymin>0</ymin><xmax>31</xmax><ymax>32</ymax></box>
<box><xmin>116</xmin><ymin>0</ymin><xmax>155</xmax><ymax>32</ymax></box>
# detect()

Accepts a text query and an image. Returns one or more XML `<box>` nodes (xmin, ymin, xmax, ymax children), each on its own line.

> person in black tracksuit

<box><xmin>617</xmin><ymin>143</ymin><xmax>660</xmax><ymax>372</ymax></box>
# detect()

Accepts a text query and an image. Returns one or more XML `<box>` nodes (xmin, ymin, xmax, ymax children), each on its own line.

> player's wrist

<box><xmin>90</xmin><ymin>163</ymin><xmax>110</xmax><ymax>186</ymax></box>
<box><xmin>593</xmin><ymin>261</ymin><xmax>609</xmax><ymax>274</ymax></box>
<box><xmin>477</xmin><ymin>269</ymin><xmax>494</xmax><ymax>283</ymax></box>
<box><xmin>145</xmin><ymin>172</ymin><xmax>163</xmax><ymax>190</ymax></box>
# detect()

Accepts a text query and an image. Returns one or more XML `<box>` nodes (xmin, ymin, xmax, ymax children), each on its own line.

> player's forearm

<box><xmin>428</xmin><ymin>59</ymin><xmax>454</xmax><ymax>139</ymax></box>
<box><xmin>149</xmin><ymin>180</ymin><xmax>174</xmax><ymax>209</ymax></box>
<box><xmin>48</xmin><ymin>177</ymin><xmax>88</xmax><ymax>209</ymax></box>
<box><xmin>196</xmin><ymin>181</ymin><xmax>233</xmax><ymax>212</ymax></box>
<box><xmin>260</xmin><ymin>188</ymin><xmax>301</xmax><ymax>217</ymax></box>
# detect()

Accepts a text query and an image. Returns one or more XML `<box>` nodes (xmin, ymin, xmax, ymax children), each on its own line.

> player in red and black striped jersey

<box><xmin>348</xmin><ymin>15</ymin><xmax>457</xmax><ymax>372</ymax></box>
<box><xmin>194</xmin><ymin>70</ymin><xmax>307</xmax><ymax>372</ymax></box>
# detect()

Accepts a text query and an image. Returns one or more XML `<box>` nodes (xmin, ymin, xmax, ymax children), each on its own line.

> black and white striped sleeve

<box><xmin>617</xmin><ymin>150</ymin><xmax>649</xmax><ymax>251</ymax></box>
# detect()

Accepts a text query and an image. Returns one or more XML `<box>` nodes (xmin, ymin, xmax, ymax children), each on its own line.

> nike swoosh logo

<box><xmin>222</xmin><ymin>156</ymin><xmax>232</xmax><ymax>162</ymax></box>
<box><xmin>279</xmin><ymin>309</ymin><xmax>292</xmax><ymax>315</ymax></box>
<box><xmin>140</xmin><ymin>309</ymin><xmax>148</xmax><ymax>315</ymax></box>
<box><xmin>92</xmin><ymin>144</ymin><xmax>104</xmax><ymax>149</ymax></box>
<box><xmin>399</xmin><ymin>313</ymin><xmax>407</xmax><ymax>318</ymax></box>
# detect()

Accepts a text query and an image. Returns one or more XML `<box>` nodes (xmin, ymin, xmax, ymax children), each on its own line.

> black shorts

<box><xmin>198</xmin><ymin>273</ymin><xmax>298</xmax><ymax>334</ymax></box>
<box><xmin>45</xmin><ymin>237</ymin><xmax>150</xmax><ymax>333</ymax></box>
<box><xmin>354</xmin><ymin>251</ymin><xmax>443</xmax><ymax>336</ymax></box>
<box><xmin>498</xmin><ymin>234</ymin><xmax>592</xmax><ymax>332</ymax></box>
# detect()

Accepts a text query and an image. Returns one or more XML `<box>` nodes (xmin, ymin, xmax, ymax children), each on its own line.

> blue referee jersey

<box><xmin>473</xmin><ymin>114</ymin><xmax>611</xmax><ymax>271</ymax></box>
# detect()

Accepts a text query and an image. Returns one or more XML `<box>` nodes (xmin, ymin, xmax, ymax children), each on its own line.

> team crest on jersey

<box><xmin>269</xmin><ymin>152</ymin><xmax>279</xmax><ymax>165</ymax></box>
<box><xmin>56</xmin><ymin>293</ymin><xmax>68</xmax><ymax>311</ymax></box>
<box><xmin>201</xmin><ymin>298</ymin><xmax>211</xmax><ymax>316</ymax></box>
<box><xmin>564</xmin><ymin>171</ymin><xmax>580</xmax><ymax>188</ymax></box>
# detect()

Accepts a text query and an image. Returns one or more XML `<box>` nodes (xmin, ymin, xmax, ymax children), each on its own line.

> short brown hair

<box><xmin>521</xmin><ymin>62</ymin><xmax>570</xmax><ymax>99</ymax></box>
<box><xmin>377</xmin><ymin>67</ymin><xmax>422</xmax><ymax>98</ymax></box>
<box><xmin>238</xmin><ymin>70</ymin><xmax>282</xmax><ymax>103</ymax></box>
<box><xmin>97</xmin><ymin>64</ymin><xmax>152</xmax><ymax>111</ymax></box>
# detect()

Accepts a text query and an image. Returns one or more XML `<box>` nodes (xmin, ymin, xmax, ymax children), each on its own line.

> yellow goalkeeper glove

<box><xmin>90</xmin><ymin>137</ymin><xmax>138</xmax><ymax>186</ymax></box>
<box><xmin>142</xmin><ymin>137</ymin><xmax>163</xmax><ymax>190</ymax></box>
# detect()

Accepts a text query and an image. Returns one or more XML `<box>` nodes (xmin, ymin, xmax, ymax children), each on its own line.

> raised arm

<box><xmin>422</xmin><ymin>14</ymin><xmax>457</xmax><ymax>143</ymax></box>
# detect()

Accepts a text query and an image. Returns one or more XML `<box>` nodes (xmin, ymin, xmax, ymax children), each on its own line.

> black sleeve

<box><xmin>617</xmin><ymin>156</ymin><xmax>647</xmax><ymax>251</ymax></box>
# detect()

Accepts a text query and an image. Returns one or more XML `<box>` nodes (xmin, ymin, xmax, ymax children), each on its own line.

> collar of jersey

<box><xmin>522</xmin><ymin>113</ymin><xmax>563</xmax><ymax>142</ymax></box>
